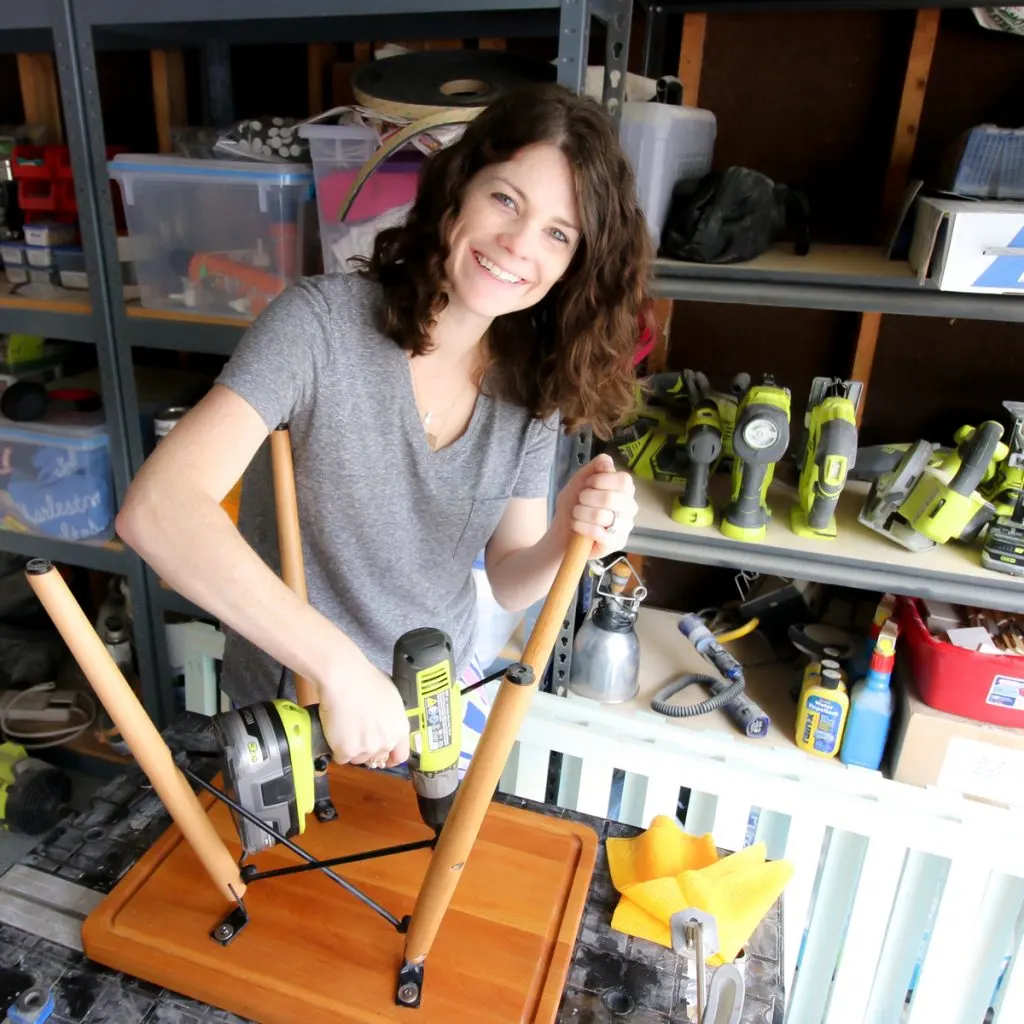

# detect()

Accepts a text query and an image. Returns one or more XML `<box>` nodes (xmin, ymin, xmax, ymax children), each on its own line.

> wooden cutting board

<box><xmin>81</xmin><ymin>763</ymin><xmax>598</xmax><ymax>1024</ymax></box>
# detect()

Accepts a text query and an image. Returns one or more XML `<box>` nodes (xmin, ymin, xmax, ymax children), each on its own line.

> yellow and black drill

<box><xmin>214</xmin><ymin>627</ymin><xmax>462</xmax><ymax>855</ymax></box>
<box><xmin>720</xmin><ymin>376</ymin><xmax>792</xmax><ymax>542</ymax></box>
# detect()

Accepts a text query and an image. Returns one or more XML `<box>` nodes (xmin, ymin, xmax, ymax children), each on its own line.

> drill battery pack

<box><xmin>983</xmin><ymin>517</ymin><xmax>1024</xmax><ymax>576</ymax></box>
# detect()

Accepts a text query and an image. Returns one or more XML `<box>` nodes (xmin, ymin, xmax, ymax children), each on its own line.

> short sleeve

<box><xmin>512</xmin><ymin>412</ymin><xmax>560</xmax><ymax>498</ymax></box>
<box><xmin>214</xmin><ymin>279</ymin><xmax>334</xmax><ymax>432</ymax></box>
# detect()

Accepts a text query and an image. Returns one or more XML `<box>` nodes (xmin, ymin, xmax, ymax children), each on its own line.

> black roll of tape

<box><xmin>353</xmin><ymin>50</ymin><xmax>557</xmax><ymax>114</ymax></box>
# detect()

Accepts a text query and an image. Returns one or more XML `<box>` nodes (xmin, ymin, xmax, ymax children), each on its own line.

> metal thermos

<box><xmin>568</xmin><ymin>558</ymin><xmax>647</xmax><ymax>703</ymax></box>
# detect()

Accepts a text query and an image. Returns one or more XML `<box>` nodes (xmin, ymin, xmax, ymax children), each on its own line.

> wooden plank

<box><xmin>880</xmin><ymin>8</ymin><xmax>941</xmax><ymax>228</ymax></box>
<box><xmin>960</xmin><ymin>874</ymin><xmax>1024</xmax><ymax>1024</ymax></box>
<box><xmin>81</xmin><ymin>765</ymin><xmax>596</xmax><ymax>1024</ymax></box>
<box><xmin>16</xmin><ymin>53</ymin><xmax>63</xmax><ymax>145</ymax></box>
<box><xmin>850</xmin><ymin>311</ymin><xmax>881</xmax><ymax>428</ymax></box>
<box><xmin>647</xmin><ymin>297</ymin><xmax>673</xmax><ymax>373</ymax></box>
<box><xmin>478</xmin><ymin>39</ymin><xmax>508</xmax><ymax>50</ymax></box>
<box><xmin>678</xmin><ymin>13</ymin><xmax>707</xmax><ymax>108</ymax></box>
<box><xmin>308</xmin><ymin>43</ymin><xmax>338</xmax><ymax>116</ymax></box>
<box><xmin>150</xmin><ymin>50</ymin><xmax>188</xmax><ymax>156</ymax></box>
<box><xmin>781</xmin><ymin>816</ymin><xmax>827</xmax><ymax>1001</ymax></box>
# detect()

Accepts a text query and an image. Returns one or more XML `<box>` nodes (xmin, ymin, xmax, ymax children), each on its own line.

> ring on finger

<box><xmin>607</xmin><ymin>509</ymin><xmax>619</xmax><ymax>532</ymax></box>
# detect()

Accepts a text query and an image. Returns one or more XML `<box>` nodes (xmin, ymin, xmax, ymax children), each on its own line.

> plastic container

<box><xmin>4</xmin><ymin>265</ymin><xmax>28</xmax><ymax>285</ymax></box>
<box><xmin>108</xmin><ymin>154</ymin><xmax>316</xmax><ymax>320</ymax></box>
<box><xmin>23</xmin><ymin>222</ymin><xmax>76</xmax><ymax>248</ymax></box>
<box><xmin>618</xmin><ymin>102</ymin><xmax>717</xmax><ymax>247</ymax></box>
<box><xmin>839</xmin><ymin>652</ymin><xmax>895</xmax><ymax>770</ymax></box>
<box><xmin>0</xmin><ymin>241</ymin><xmax>25</xmax><ymax>266</ymax></box>
<box><xmin>795</xmin><ymin>669</ymin><xmax>849</xmax><ymax>758</ymax></box>
<box><xmin>298</xmin><ymin>122</ymin><xmax>424</xmax><ymax>275</ymax></box>
<box><xmin>900</xmin><ymin>596</ymin><xmax>1024</xmax><ymax>728</ymax></box>
<box><xmin>54</xmin><ymin>246</ymin><xmax>88</xmax><ymax>289</ymax></box>
<box><xmin>0</xmin><ymin>409</ymin><xmax>115</xmax><ymax>542</ymax></box>
<box><xmin>941</xmin><ymin>125</ymin><xmax>1024</xmax><ymax>201</ymax></box>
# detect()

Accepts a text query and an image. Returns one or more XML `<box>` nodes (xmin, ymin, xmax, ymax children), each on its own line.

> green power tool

<box><xmin>721</xmin><ymin>377</ymin><xmax>792</xmax><ymax>542</ymax></box>
<box><xmin>671</xmin><ymin>398</ymin><xmax>723</xmax><ymax>527</ymax></box>
<box><xmin>213</xmin><ymin>627</ymin><xmax>462</xmax><ymax>856</ymax></box>
<box><xmin>790</xmin><ymin>377</ymin><xmax>862</xmax><ymax>540</ymax></box>
<box><xmin>859</xmin><ymin>421</ymin><xmax>1007</xmax><ymax>551</ymax></box>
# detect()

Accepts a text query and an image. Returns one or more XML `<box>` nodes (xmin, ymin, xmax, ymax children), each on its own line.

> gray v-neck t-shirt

<box><xmin>213</xmin><ymin>271</ymin><xmax>559</xmax><ymax>705</ymax></box>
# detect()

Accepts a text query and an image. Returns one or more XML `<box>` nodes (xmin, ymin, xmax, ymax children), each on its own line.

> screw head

<box><xmin>397</xmin><ymin>983</ymin><xmax>419</xmax><ymax>1005</ymax></box>
<box><xmin>215</xmin><ymin>923</ymin><xmax>234</xmax><ymax>941</ymax></box>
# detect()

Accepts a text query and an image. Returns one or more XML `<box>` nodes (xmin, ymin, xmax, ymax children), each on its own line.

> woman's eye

<box><xmin>493</xmin><ymin>192</ymin><xmax>516</xmax><ymax>210</ymax></box>
<box><xmin>550</xmin><ymin>228</ymin><xmax>569</xmax><ymax>244</ymax></box>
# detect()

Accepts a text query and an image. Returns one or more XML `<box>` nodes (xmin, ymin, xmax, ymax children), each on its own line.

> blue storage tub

<box><xmin>0</xmin><ymin>408</ymin><xmax>115</xmax><ymax>542</ymax></box>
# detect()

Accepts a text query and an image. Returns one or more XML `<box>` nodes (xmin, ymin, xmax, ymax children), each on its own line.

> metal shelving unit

<box><xmin>50</xmin><ymin>0</ymin><xmax>631</xmax><ymax>724</ymax></box>
<box><xmin>7</xmin><ymin>0</ymin><xmax>1022</xmax><ymax>727</ymax></box>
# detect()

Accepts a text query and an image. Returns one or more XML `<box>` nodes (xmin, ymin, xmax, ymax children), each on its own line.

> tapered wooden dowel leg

<box><xmin>400</xmin><ymin>532</ymin><xmax>594</xmax><ymax>973</ymax></box>
<box><xmin>269</xmin><ymin>426</ymin><xmax>317</xmax><ymax>706</ymax></box>
<box><xmin>24</xmin><ymin>559</ymin><xmax>246</xmax><ymax>904</ymax></box>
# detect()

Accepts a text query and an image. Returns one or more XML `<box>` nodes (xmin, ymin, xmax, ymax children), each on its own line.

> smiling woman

<box><xmin>115</xmin><ymin>82</ymin><xmax>652</xmax><ymax>779</ymax></box>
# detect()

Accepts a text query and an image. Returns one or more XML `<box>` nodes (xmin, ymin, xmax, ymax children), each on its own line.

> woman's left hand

<box><xmin>555</xmin><ymin>452</ymin><xmax>638</xmax><ymax>560</ymax></box>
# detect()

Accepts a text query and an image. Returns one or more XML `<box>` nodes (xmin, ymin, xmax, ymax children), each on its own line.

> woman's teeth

<box><xmin>475</xmin><ymin>252</ymin><xmax>522</xmax><ymax>284</ymax></box>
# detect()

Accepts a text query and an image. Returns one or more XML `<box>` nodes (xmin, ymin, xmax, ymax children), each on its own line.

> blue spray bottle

<box><xmin>840</xmin><ymin>620</ymin><xmax>899</xmax><ymax>771</ymax></box>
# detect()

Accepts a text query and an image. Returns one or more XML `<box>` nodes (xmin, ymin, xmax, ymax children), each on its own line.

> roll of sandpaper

<box><xmin>353</xmin><ymin>50</ymin><xmax>556</xmax><ymax>118</ymax></box>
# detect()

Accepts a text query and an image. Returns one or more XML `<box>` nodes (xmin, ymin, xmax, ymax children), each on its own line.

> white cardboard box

<box><xmin>908</xmin><ymin>194</ymin><xmax>1024</xmax><ymax>294</ymax></box>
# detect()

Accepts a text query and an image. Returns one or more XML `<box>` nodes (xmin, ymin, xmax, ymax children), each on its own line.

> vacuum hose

<box><xmin>651</xmin><ymin>672</ymin><xmax>745</xmax><ymax>717</ymax></box>
<box><xmin>651</xmin><ymin>612</ymin><xmax>747</xmax><ymax>718</ymax></box>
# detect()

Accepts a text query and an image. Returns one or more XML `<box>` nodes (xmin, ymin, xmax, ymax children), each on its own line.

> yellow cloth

<box><xmin>606</xmin><ymin>815</ymin><xmax>794</xmax><ymax>966</ymax></box>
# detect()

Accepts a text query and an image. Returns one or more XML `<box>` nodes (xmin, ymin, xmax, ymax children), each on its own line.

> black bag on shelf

<box><xmin>659</xmin><ymin>166</ymin><xmax>811</xmax><ymax>264</ymax></box>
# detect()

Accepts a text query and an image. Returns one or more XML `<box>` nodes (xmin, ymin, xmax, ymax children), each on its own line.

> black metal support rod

<box><xmin>459</xmin><ymin>666</ymin><xmax>509</xmax><ymax>697</ymax></box>
<box><xmin>179</xmin><ymin>765</ymin><xmax>406</xmax><ymax>932</ymax></box>
<box><xmin>242</xmin><ymin>838</ymin><xmax>437</xmax><ymax>882</ymax></box>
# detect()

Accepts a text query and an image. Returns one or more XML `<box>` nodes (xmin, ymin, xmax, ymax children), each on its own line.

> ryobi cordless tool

<box><xmin>671</xmin><ymin>398</ymin><xmax>724</xmax><ymax>527</ymax></box>
<box><xmin>790</xmin><ymin>377</ymin><xmax>862</xmax><ymax>540</ymax></box>
<box><xmin>214</xmin><ymin>627</ymin><xmax>462</xmax><ymax>855</ymax></box>
<box><xmin>721</xmin><ymin>376</ymin><xmax>792</xmax><ymax>542</ymax></box>
<box><xmin>611</xmin><ymin>370</ymin><xmax>750</xmax><ymax>484</ymax></box>
<box><xmin>859</xmin><ymin>420</ymin><xmax>1007</xmax><ymax>552</ymax></box>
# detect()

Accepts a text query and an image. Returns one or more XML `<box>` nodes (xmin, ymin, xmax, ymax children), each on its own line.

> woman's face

<box><xmin>444</xmin><ymin>142</ymin><xmax>581</xmax><ymax>321</ymax></box>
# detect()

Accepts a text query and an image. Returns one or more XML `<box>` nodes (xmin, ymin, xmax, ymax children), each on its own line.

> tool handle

<box><xmin>402</xmin><ymin>531</ymin><xmax>594</xmax><ymax>966</ymax></box>
<box><xmin>269</xmin><ymin>426</ymin><xmax>318</xmax><ymax>707</ymax></box>
<box><xmin>24</xmin><ymin>560</ymin><xmax>245</xmax><ymax>904</ymax></box>
<box><xmin>951</xmin><ymin>420</ymin><xmax>1004</xmax><ymax>497</ymax></box>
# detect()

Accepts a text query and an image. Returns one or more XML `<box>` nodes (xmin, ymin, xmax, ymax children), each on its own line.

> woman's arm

<box><xmin>484</xmin><ymin>454</ymin><xmax>637</xmax><ymax>611</ymax></box>
<box><xmin>116</xmin><ymin>384</ymin><xmax>409</xmax><ymax>765</ymax></box>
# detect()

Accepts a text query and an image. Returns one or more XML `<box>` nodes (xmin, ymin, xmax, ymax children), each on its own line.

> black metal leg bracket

<box><xmin>396</xmin><ymin>962</ymin><xmax>424</xmax><ymax>1009</ymax></box>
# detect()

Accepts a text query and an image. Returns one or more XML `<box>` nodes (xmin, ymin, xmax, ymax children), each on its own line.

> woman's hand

<box><xmin>554</xmin><ymin>452</ymin><xmax>638</xmax><ymax>560</ymax></box>
<box><xmin>317</xmin><ymin>655</ymin><xmax>410</xmax><ymax>769</ymax></box>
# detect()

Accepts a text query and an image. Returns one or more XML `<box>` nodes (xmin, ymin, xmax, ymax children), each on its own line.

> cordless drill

<box><xmin>721</xmin><ymin>377</ymin><xmax>791</xmax><ymax>542</ymax></box>
<box><xmin>214</xmin><ymin>628</ymin><xmax>462</xmax><ymax>855</ymax></box>
<box><xmin>671</xmin><ymin>398</ymin><xmax>723</xmax><ymax>527</ymax></box>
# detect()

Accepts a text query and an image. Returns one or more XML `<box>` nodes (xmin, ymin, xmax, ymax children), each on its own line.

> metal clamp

<box><xmin>670</xmin><ymin>908</ymin><xmax>720</xmax><ymax>1024</ymax></box>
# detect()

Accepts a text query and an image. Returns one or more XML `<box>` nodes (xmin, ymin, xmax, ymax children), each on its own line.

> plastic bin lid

<box><xmin>108</xmin><ymin>153</ymin><xmax>313</xmax><ymax>185</ymax></box>
<box><xmin>297</xmin><ymin>122</ymin><xmax>378</xmax><ymax>140</ymax></box>
<box><xmin>0</xmin><ymin>406</ymin><xmax>109</xmax><ymax>445</ymax></box>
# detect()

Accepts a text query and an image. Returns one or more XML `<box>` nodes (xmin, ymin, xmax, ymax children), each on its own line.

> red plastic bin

<box><xmin>899</xmin><ymin>596</ymin><xmax>1024</xmax><ymax>729</ymax></box>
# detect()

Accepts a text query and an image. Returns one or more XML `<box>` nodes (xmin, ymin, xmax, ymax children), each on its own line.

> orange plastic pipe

<box><xmin>24</xmin><ymin>559</ymin><xmax>245</xmax><ymax>904</ymax></box>
<box><xmin>269</xmin><ymin>426</ymin><xmax>318</xmax><ymax>707</ymax></box>
<box><xmin>401</xmin><ymin>531</ymin><xmax>594</xmax><ymax>971</ymax></box>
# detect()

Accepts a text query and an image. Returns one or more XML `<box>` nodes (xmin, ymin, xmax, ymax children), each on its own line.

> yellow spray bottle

<box><xmin>795</xmin><ymin>667</ymin><xmax>849</xmax><ymax>758</ymax></box>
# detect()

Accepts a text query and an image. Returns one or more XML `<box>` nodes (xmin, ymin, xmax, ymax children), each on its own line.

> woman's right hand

<box><xmin>318</xmin><ymin>656</ymin><xmax>411</xmax><ymax>768</ymax></box>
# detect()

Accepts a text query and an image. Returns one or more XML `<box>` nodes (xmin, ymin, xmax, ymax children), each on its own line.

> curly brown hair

<box><xmin>359</xmin><ymin>83</ymin><xmax>652</xmax><ymax>440</ymax></box>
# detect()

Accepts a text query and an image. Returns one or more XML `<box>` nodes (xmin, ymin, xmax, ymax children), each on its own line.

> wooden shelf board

<box><xmin>0</xmin><ymin>279</ymin><xmax>93</xmax><ymax>315</ymax></box>
<box><xmin>566</xmin><ymin>606</ymin><xmax>827</xmax><ymax>763</ymax></box>
<box><xmin>125</xmin><ymin>304</ymin><xmax>251</xmax><ymax>329</ymax></box>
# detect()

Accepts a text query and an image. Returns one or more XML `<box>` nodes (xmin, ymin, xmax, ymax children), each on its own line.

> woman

<box><xmin>116</xmin><ymin>82</ymin><xmax>651</xmax><ymax>773</ymax></box>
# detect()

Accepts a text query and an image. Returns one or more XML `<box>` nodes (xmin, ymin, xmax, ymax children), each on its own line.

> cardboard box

<box><xmin>890</xmin><ymin>657</ymin><xmax>1024</xmax><ymax>809</ymax></box>
<box><xmin>908</xmin><ymin>194</ymin><xmax>1024</xmax><ymax>294</ymax></box>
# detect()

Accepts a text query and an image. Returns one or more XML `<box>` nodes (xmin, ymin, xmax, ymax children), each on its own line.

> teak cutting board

<box><xmin>82</xmin><ymin>764</ymin><xmax>598</xmax><ymax>1024</ymax></box>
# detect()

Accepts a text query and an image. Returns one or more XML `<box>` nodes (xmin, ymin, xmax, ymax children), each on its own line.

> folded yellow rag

<box><xmin>606</xmin><ymin>815</ymin><xmax>793</xmax><ymax>966</ymax></box>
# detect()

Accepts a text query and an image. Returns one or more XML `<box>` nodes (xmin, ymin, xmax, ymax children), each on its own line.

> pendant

<box><xmin>423</xmin><ymin>411</ymin><xmax>438</xmax><ymax>450</ymax></box>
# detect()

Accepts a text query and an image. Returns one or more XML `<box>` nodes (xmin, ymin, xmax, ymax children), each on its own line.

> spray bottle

<box><xmin>848</xmin><ymin>593</ymin><xmax>896</xmax><ymax>680</ymax></box>
<box><xmin>840</xmin><ymin>619</ymin><xmax>899</xmax><ymax>770</ymax></box>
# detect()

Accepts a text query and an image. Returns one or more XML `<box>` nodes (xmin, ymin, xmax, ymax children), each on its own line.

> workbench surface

<box><xmin>0</xmin><ymin>715</ymin><xmax>785</xmax><ymax>1024</ymax></box>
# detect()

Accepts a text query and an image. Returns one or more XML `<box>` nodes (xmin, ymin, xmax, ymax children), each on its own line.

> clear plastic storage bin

<box><xmin>108</xmin><ymin>155</ymin><xmax>316</xmax><ymax>320</ymax></box>
<box><xmin>0</xmin><ymin>409</ymin><xmax>115</xmax><ymax>542</ymax></box>
<box><xmin>298</xmin><ymin>122</ymin><xmax>424</xmax><ymax>274</ymax></box>
<box><xmin>618</xmin><ymin>102</ymin><xmax>717</xmax><ymax>248</ymax></box>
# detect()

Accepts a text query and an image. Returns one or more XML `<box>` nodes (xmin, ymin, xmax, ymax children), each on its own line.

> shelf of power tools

<box><xmin>616</xmin><ymin>374</ymin><xmax>1024</xmax><ymax>615</ymax></box>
